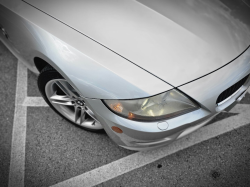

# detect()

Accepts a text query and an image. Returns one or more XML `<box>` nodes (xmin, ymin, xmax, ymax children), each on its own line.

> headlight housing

<box><xmin>103</xmin><ymin>89</ymin><xmax>199</xmax><ymax>122</ymax></box>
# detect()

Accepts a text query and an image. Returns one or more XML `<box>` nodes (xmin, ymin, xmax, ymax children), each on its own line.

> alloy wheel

<box><xmin>45</xmin><ymin>79</ymin><xmax>103</xmax><ymax>130</ymax></box>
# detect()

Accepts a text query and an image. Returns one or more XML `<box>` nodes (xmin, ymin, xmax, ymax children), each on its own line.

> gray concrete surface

<box><xmin>1</xmin><ymin>39</ymin><xmax>250</xmax><ymax>187</ymax></box>
<box><xmin>25</xmin><ymin>107</ymin><xmax>133</xmax><ymax>187</ymax></box>
<box><xmin>27</xmin><ymin>70</ymin><xmax>40</xmax><ymax>97</ymax></box>
<box><xmin>100</xmin><ymin>124</ymin><xmax>250</xmax><ymax>187</ymax></box>
<box><xmin>0</xmin><ymin>42</ymin><xmax>17</xmax><ymax>187</ymax></box>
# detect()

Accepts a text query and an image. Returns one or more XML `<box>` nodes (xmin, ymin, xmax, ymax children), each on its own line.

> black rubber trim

<box><xmin>216</xmin><ymin>74</ymin><xmax>249</xmax><ymax>104</ymax></box>
<box><xmin>22</xmin><ymin>0</ymin><xmax>250</xmax><ymax>89</ymax></box>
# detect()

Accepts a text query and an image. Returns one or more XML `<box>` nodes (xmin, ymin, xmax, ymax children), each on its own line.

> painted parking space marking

<box><xmin>22</xmin><ymin>97</ymin><xmax>48</xmax><ymax>107</ymax></box>
<box><xmin>51</xmin><ymin>105</ymin><xmax>250</xmax><ymax>187</ymax></box>
<box><xmin>8</xmin><ymin>60</ymin><xmax>250</xmax><ymax>187</ymax></box>
<box><xmin>8</xmin><ymin>61</ymin><xmax>27</xmax><ymax>187</ymax></box>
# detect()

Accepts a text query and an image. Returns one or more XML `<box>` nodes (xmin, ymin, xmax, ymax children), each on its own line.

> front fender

<box><xmin>0</xmin><ymin>2</ymin><xmax>172</xmax><ymax>99</ymax></box>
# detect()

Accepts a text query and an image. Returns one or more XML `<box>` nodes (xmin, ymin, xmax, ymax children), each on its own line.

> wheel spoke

<box><xmin>55</xmin><ymin>80</ymin><xmax>79</xmax><ymax>98</ymax></box>
<box><xmin>79</xmin><ymin>108</ymin><xmax>86</xmax><ymax>125</ymax></box>
<box><xmin>50</xmin><ymin>94</ymin><xmax>74</xmax><ymax>106</ymax></box>
<box><xmin>85</xmin><ymin>107</ymin><xmax>98</xmax><ymax>122</ymax></box>
<box><xmin>74</xmin><ymin>106</ymin><xmax>81</xmax><ymax>123</ymax></box>
<box><xmin>74</xmin><ymin>106</ymin><xmax>86</xmax><ymax>124</ymax></box>
<box><xmin>84</xmin><ymin>118</ymin><xmax>95</xmax><ymax>126</ymax></box>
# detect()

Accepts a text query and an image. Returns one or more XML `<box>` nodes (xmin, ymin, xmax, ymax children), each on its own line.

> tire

<box><xmin>37</xmin><ymin>65</ymin><xmax>103</xmax><ymax>131</ymax></box>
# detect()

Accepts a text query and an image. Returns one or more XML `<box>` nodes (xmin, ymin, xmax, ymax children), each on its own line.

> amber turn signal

<box><xmin>111</xmin><ymin>126</ymin><xmax>123</xmax><ymax>133</ymax></box>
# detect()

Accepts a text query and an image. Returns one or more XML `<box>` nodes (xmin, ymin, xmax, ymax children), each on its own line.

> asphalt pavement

<box><xmin>0</xmin><ymin>42</ymin><xmax>17</xmax><ymax>187</ymax></box>
<box><xmin>1</xmin><ymin>41</ymin><xmax>250</xmax><ymax>187</ymax></box>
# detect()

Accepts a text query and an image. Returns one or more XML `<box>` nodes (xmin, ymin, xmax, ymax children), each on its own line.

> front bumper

<box><xmin>84</xmin><ymin>76</ymin><xmax>249</xmax><ymax>151</ymax></box>
<box><xmin>83</xmin><ymin>47</ymin><xmax>250</xmax><ymax>151</ymax></box>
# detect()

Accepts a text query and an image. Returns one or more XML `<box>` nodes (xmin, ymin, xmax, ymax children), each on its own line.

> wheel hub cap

<box><xmin>76</xmin><ymin>100</ymin><xmax>84</xmax><ymax>106</ymax></box>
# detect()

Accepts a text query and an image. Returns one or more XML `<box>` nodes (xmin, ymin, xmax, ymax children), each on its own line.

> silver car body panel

<box><xmin>1</xmin><ymin>0</ymin><xmax>250</xmax><ymax>150</ymax></box>
<box><xmin>23</xmin><ymin>0</ymin><xmax>250</xmax><ymax>86</ymax></box>
<box><xmin>0</xmin><ymin>1</ymin><xmax>172</xmax><ymax>99</ymax></box>
<box><xmin>179</xmin><ymin>47</ymin><xmax>250</xmax><ymax>112</ymax></box>
<box><xmin>84</xmin><ymin>74</ymin><xmax>250</xmax><ymax>150</ymax></box>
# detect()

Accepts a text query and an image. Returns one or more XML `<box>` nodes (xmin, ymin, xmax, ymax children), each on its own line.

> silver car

<box><xmin>1</xmin><ymin>0</ymin><xmax>250</xmax><ymax>150</ymax></box>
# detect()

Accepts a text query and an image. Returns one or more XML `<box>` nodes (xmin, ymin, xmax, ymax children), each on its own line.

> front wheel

<box><xmin>37</xmin><ymin>65</ymin><xmax>103</xmax><ymax>131</ymax></box>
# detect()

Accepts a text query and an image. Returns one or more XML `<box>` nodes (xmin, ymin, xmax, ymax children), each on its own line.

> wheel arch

<box><xmin>32</xmin><ymin>51</ymin><xmax>64</xmax><ymax>76</ymax></box>
<box><xmin>34</xmin><ymin>57</ymin><xmax>49</xmax><ymax>72</ymax></box>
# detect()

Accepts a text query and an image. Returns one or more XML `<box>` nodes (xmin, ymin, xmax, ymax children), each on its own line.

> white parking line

<box><xmin>22</xmin><ymin>97</ymin><xmax>48</xmax><ymax>107</ymax></box>
<box><xmin>8</xmin><ymin>61</ymin><xmax>27</xmax><ymax>187</ymax></box>
<box><xmin>51</xmin><ymin>105</ymin><xmax>250</xmax><ymax>187</ymax></box>
<box><xmin>8</xmin><ymin>60</ymin><xmax>250</xmax><ymax>187</ymax></box>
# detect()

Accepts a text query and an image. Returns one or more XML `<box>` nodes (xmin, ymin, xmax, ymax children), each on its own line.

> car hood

<box><xmin>25</xmin><ymin>0</ymin><xmax>250</xmax><ymax>86</ymax></box>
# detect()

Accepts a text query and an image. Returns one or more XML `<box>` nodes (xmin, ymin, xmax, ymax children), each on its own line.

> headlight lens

<box><xmin>103</xmin><ymin>89</ymin><xmax>199</xmax><ymax>122</ymax></box>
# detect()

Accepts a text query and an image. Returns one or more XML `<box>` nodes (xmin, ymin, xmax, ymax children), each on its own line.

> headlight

<box><xmin>103</xmin><ymin>89</ymin><xmax>199</xmax><ymax>122</ymax></box>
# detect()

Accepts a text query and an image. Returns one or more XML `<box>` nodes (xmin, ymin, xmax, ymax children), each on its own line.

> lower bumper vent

<box><xmin>216</xmin><ymin>74</ymin><xmax>249</xmax><ymax>104</ymax></box>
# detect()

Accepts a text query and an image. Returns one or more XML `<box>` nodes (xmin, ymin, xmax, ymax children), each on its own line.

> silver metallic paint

<box><xmin>1</xmin><ymin>0</ymin><xmax>250</xmax><ymax>150</ymax></box>
<box><xmin>179</xmin><ymin>47</ymin><xmax>250</xmax><ymax>113</ymax></box>
<box><xmin>0</xmin><ymin>1</ymin><xmax>172</xmax><ymax>99</ymax></box>
<box><xmin>24</xmin><ymin>0</ymin><xmax>250</xmax><ymax>86</ymax></box>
